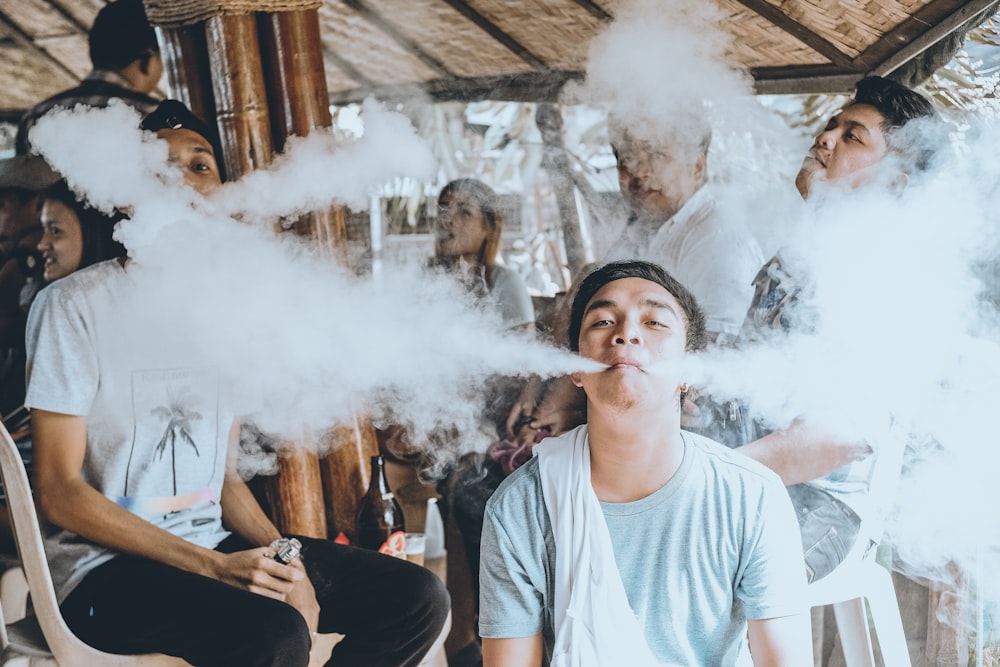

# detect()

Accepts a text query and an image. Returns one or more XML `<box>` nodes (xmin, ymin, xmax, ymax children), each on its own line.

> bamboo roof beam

<box><xmin>439</xmin><ymin>0</ymin><xmax>549</xmax><ymax>70</ymax></box>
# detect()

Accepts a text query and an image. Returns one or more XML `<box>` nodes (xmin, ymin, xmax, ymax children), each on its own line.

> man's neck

<box><xmin>586</xmin><ymin>403</ymin><xmax>686</xmax><ymax>503</ymax></box>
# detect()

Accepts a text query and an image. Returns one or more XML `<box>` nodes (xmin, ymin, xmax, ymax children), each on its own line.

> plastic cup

<box><xmin>405</xmin><ymin>532</ymin><xmax>426</xmax><ymax>566</ymax></box>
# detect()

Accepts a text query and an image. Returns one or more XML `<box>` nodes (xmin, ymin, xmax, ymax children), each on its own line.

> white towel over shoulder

<box><xmin>535</xmin><ymin>426</ymin><xmax>662</xmax><ymax>667</ymax></box>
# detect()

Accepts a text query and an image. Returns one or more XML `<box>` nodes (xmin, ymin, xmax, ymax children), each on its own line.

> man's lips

<box><xmin>607</xmin><ymin>358</ymin><xmax>643</xmax><ymax>372</ymax></box>
<box><xmin>803</xmin><ymin>151</ymin><xmax>827</xmax><ymax>169</ymax></box>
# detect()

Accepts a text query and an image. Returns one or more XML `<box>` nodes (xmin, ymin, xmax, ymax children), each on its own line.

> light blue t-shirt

<box><xmin>479</xmin><ymin>428</ymin><xmax>807</xmax><ymax>665</ymax></box>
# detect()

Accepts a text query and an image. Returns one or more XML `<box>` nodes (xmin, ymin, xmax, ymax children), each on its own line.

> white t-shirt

<box><xmin>605</xmin><ymin>186</ymin><xmax>763</xmax><ymax>338</ymax></box>
<box><xmin>25</xmin><ymin>260</ymin><xmax>232</xmax><ymax>601</ymax></box>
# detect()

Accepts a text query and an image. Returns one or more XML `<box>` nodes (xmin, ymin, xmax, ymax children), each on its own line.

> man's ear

<box><xmin>570</xmin><ymin>372</ymin><xmax>584</xmax><ymax>388</ymax></box>
<box><xmin>693</xmin><ymin>153</ymin><xmax>707</xmax><ymax>186</ymax></box>
<box><xmin>137</xmin><ymin>50</ymin><xmax>153</xmax><ymax>76</ymax></box>
<box><xmin>889</xmin><ymin>171</ymin><xmax>909</xmax><ymax>196</ymax></box>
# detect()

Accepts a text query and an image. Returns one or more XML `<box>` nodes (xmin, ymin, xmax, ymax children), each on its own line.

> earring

<box><xmin>679</xmin><ymin>383</ymin><xmax>688</xmax><ymax>406</ymax></box>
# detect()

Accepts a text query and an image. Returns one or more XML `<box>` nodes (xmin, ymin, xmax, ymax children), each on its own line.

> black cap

<box><xmin>141</xmin><ymin>100</ymin><xmax>216</xmax><ymax>147</ymax></box>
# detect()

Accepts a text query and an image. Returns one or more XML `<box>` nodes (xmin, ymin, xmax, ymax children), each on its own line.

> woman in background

<box><xmin>431</xmin><ymin>178</ymin><xmax>534</xmax><ymax>333</ymax></box>
<box><xmin>37</xmin><ymin>179</ymin><xmax>125</xmax><ymax>284</ymax></box>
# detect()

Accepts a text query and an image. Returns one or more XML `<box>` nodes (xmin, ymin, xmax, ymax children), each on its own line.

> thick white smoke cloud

<box><xmin>29</xmin><ymin>100</ymin><xmax>598</xmax><ymax>470</ymax></box>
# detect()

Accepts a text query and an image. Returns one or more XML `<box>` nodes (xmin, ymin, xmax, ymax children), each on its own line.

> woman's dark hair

<box><xmin>41</xmin><ymin>180</ymin><xmax>126</xmax><ymax>274</ymax></box>
<box><xmin>435</xmin><ymin>178</ymin><xmax>504</xmax><ymax>271</ymax></box>
<box><xmin>568</xmin><ymin>260</ymin><xmax>707</xmax><ymax>353</ymax></box>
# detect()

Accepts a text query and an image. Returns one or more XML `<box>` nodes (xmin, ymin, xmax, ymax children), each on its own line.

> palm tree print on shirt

<box><xmin>151</xmin><ymin>386</ymin><xmax>203</xmax><ymax>495</ymax></box>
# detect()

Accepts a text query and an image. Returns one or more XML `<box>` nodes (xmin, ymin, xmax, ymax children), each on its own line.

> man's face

<box><xmin>614</xmin><ymin>132</ymin><xmax>705</xmax><ymax>222</ymax></box>
<box><xmin>795</xmin><ymin>103</ymin><xmax>891</xmax><ymax>199</ymax></box>
<box><xmin>157</xmin><ymin>128</ymin><xmax>222</xmax><ymax>196</ymax></box>
<box><xmin>0</xmin><ymin>192</ymin><xmax>42</xmax><ymax>260</ymax></box>
<box><xmin>573</xmin><ymin>277</ymin><xmax>688</xmax><ymax>411</ymax></box>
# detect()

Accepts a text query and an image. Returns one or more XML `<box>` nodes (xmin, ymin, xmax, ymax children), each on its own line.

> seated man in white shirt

<box><xmin>479</xmin><ymin>259</ymin><xmax>810</xmax><ymax>667</ymax></box>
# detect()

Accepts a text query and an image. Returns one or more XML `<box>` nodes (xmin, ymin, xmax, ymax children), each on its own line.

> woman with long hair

<box><xmin>432</xmin><ymin>178</ymin><xmax>534</xmax><ymax>332</ymax></box>
<box><xmin>37</xmin><ymin>179</ymin><xmax>125</xmax><ymax>284</ymax></box>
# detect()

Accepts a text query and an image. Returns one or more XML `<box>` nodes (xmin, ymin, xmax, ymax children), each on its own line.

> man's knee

<box><xmin>237</xmin><ymin>600</ymin><xmax>311</xmax><ymax>667</ymax></box>
<box><xmin>397</xmin><ymin>563</ymin><xmax>451</xmax><ymax>632</ymax></box>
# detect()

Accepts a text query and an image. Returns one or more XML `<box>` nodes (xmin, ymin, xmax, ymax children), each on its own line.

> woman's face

<box><xmin>38</xmin><ymin>199</ymin><xmax>84</xmax><ymax>282</ymax></box>
<box><xmin>435</xmin><ymin>190</ymin><xmax>490</xmax><ymax>265</ymax></box>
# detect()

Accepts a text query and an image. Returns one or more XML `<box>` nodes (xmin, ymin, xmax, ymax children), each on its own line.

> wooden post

<box><xmin>204</xmin><ymin>14</ymin><xmax>274</xmax><ymax>180</ymax></box>
<box><xmin>258</xmin><ymin>9</ymin><xmax>348</xmax><ymax>259</ymax></box>
<box><xmin>156</xmin><ymin>24</ymin><xmax>215</xmax><ymax>129</ymax></box>
<box><xmin>536</xmin><ymin>102</ymin><xmax>588</xmax><ymax>279</ymax></box>
<box><xmin>257</xmin><ymin>9</ymin><xmax>380</xmax><ymax>541</ymax></box>
<box><xmin>319</xmin><ymin>417</ymin><xmax>380</xmax><ymax>542</ymax></box>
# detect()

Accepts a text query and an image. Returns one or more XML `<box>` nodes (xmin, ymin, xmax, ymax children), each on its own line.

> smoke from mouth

<box><xmin>28</xmin><ymin>100</ymin><xmax>600</xmax><ymax>470</ymax></box>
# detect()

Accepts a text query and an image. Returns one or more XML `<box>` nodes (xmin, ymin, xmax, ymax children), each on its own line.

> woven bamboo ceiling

<box><xmin>0</xmin><ymin>0</ymin><xmax>997</xmax><ymax>116</ymax></box>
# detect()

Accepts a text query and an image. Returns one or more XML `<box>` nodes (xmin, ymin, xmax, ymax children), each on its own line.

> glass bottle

<box><xmin>356</xmin><ymin>455</ymin><xmax>406</xmax><ymax>558</ymax></box>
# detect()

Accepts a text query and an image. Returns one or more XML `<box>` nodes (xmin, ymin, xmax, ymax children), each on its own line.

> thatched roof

<box><xmin>0</xmin><ymin>0</ymin><xmax>997</xmax><ymax>116</ymax></box>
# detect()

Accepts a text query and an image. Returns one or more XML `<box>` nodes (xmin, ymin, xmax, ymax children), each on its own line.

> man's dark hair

<box><xmin>852</xmin><ymin>76</ymin><xmax>942</xmax><ymax>172</ymax></box>
<box><xmin>568</xmin><ymin>260</ymin><xmax>707</xmax><ymax>353</ymax></box>
<box><xmin>89</xmin><ymin>0</ymin><xmax>159</xmax><ymax>71</ymax></box>
<box><xmin>41</xmin><ymin>180</ymin><xmax>126</xmax><ymax>271</ymax></box>
<box><xmin>853</xmin><ymin>76</ymin><xmax>937</xmax><ymax>131</ymax></box>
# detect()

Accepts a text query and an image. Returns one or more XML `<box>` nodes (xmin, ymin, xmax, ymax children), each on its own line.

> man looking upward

<box><xmin>480</xmin><ymin>260</ymin><xmax>810</xmax><ymax>666</ymax></box>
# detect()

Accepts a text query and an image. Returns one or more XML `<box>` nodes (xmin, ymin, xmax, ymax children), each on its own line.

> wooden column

<box><xmin>204</xmin><ymin>14</ymin><xmax>274</xmax><ymax>180</ymax></box>
<box><xmin>156</xmin><ymin>25</ymin><xmax>215</xmax><ymax>127</ymax></box>
<box><xmin>157</xmin><ymin>8</ymin><xmax>375</xmax><ymax>542</ymax></box>
<box><xmin>202</xmin><ymin>11</ymin><xmax>325</xmax><ymax>539</ymax></box>
<box><xmin>536</xmin><ymin>103</ymin><xmax>588</xmax><ymax>277</ymax></box>
<box><xmin>259</xmin><ymin>9</ymin><xmax>380</xmax><ymax>542</ymax></box>
<box><xmin>319</xmin><ymin>417</ymin><xmax>380</xmax><ymax>542</ymax></box>
<box><xmin>258</xmin><ymin>9</ymin><xmax>348</xmax><ymax>259</ymax></box>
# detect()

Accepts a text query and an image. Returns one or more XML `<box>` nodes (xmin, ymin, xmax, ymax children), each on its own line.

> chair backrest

<box><xmin>856</xmin><ymin>425</ymin><xmax>908</xmax><ymax>548</ymax></box>
<box><xmin>0</xmin><ymin>421</ymin><xmax>188</xmax><ymax>666</ymax></box>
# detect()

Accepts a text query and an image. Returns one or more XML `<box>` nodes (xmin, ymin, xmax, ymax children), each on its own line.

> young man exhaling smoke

<box><xmin>730</xmin><ymin>75</ymin><xmax>942</xmax><ymax>583</ymax></box>
<box><xmin>479</xmin><ymin>260</ymin><xmax>811</xmax><ymax>666</ymax></box>
<box><xmin>24</xmin><ymin>100</ymin><xmax>449</xmax><ymax>667</ymax></box>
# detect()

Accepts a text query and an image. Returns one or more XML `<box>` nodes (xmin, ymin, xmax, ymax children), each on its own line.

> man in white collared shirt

<box><xmin>603</xmin><ymin>115</ymin><xmax>763</xmax><ymax>343</ymax></box>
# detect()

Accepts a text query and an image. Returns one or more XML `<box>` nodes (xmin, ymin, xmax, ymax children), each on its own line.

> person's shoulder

<box><xmin>685</xmin><ymin>430</ymin><xmax>784</xmax><ymax>490</ymax></box>
<box><xmin>489</xmin><ymin>264</ymin><xmax>530</xmax><ymax>298</ymax></box>
<box><xmin>37</xmin><ymin>260</ymin><xmax>123</xmax><ymax>305</ymax></box>
<box><xmin>486</xmin><ymin>454</ymin><xmax>544</xmax><ymax>515</ymax></box>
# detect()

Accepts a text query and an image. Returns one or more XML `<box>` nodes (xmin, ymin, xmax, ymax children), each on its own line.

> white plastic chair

<box><xmin>805</xmin><ymin>431</ymin><xmax>910</xmax><ymax>667</ymax></box>
<box><xmin>0</xmin><ymin>421</ymin><xmax>191</xmax><ymax>666</ymax></box>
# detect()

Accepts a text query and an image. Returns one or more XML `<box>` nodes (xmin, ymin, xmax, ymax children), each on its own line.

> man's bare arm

<box><xmin>32</xmin><ymin>409</ymin><xmax>301</xmax><ymax>600</ymax></box>
<box><xmin>482</xmin><ymin>635</ymin><xmax>544</xmax><ymax>667</ymax></box>
<box><xmin>738</xmin><ymin>418</ymin><xmax>872</xmax><ymax>486</ymax></box>
<box><xmin>747</xmin><ymin>614</ymin><xmax>813</xmax><ymax>666</ymax></box>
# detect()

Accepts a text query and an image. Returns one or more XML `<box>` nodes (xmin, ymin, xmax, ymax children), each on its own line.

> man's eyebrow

<box><xmin>644</xmin><ymin>298</ymin><xmax>679</xmax><ymax>313</ymax></box>
<box><xmin>843</xmin><ymin>119</ymin><xmax>872</xmax><ymax>137</ymax></box>
<box><xmin>191</xmin><ymin>145</ymin><xmax>214</xmax><ymax>156</ymax></box>
<box><xmin>585</xmin><ymin>298</ymin><xmax>616</xmax><ymax>314</ymax></box>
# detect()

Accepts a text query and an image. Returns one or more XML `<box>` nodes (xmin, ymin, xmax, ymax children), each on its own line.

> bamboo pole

<box><xmin>204</xmin><ymin>14</ymin><xmax>274</xmax><ymax>180</ymax></box>
<box><xmin>258</xmin><ymin>9</ymin><xmax>348</xmax><ymax>260</ymax></box>
<box><xmin>258</xmin><ymin>9</ymin><xmax>378</xmax><ymax>542</ymax></box>
<box><xmin>536</xmin><ymin>103</ymin><xmax>588</xmax><ymax>278</ymax></box>
<box><xmin>156</xmin><ymin>25</ymin><xmax>215</xmax><ymax>128</ymax></box>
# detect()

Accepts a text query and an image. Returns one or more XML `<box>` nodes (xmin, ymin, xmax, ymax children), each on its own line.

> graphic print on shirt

<box><xmin>120</xmin><ymin>367</ymin><xmax>221</xmax><ymax>515</ymax></box>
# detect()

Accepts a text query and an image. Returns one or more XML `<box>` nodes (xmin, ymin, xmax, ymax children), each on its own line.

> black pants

<box><xmin>60</xmin><ymin>534</ymin><xmax>450</xmax><ymax>667</ymax></box>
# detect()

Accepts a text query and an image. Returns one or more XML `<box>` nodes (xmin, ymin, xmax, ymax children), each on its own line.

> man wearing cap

<box><xmin>0</xmin><ymin>156</ymin><xmax>59</xmax><ymax>436</ymax></box>
<box><xmin>16</xmin><ymin>0</ymin><xmax>162</xmax><ymax>156</ymax></box>
<box><xmin>24</xmin><ymin>100</ymin><xmax>449</xmax><ymax>667</ymax></box>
